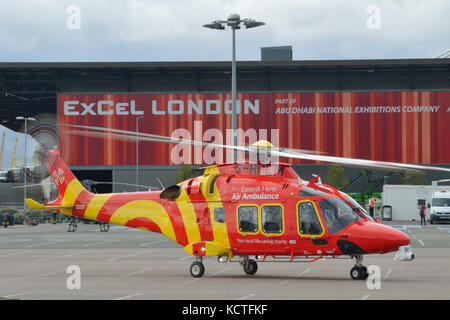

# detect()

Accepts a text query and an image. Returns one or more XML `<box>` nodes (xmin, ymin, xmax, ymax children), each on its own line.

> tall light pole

<box><xmin>136</xmin><ymin>116</ymin><xmax>144</xmax><ymax>192</ymax></box>
<box><xmin>203</xmin><ymin>14</ymin><xmax>265</xmax><ymax>161</ymax></box>
<box><xmin>15</xmin><ymin>116</ymin><xmax>36</xmax><ymax>209</ymax></box>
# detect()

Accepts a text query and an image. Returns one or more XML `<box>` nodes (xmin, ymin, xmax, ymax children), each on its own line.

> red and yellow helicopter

<box><xmin>26</xmin><ymin>125</ymin><xmax>450</xmax><ymax>280</ymax></box>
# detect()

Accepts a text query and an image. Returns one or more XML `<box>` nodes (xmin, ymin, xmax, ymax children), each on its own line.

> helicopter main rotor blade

<box><xmin>63</xmin><ymin>124</ymin><xmax>251</xmax><ymax>153</ymax></box>
<box><xmin>273</xmin><ymin>149</ymin><xmax>450</xmax><ymax>173</ymax></box>
<box><xmin>87</xmin><ymin>181</ymin><xmax>161</xmax><ymax>190</ymax></box>
<box><xmin>62</xmin><ymin>124</ymin><xmax>450</xmax><ymax>173</ymax></box>
<box><xmin>64</xmin><ymin>124</ymin><xmax>317</xmax><ymax>157</ymax></box>
<box><xmin>14</xmin><ymin>180</ymin><xmax>160</xmax><ymax>190</ymax></box>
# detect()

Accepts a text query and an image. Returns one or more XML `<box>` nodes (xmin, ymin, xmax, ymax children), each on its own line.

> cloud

<box><xmin>0</xmin><ymin>0</ymin><xmax>448</xmax><ymax>62</ymax></box>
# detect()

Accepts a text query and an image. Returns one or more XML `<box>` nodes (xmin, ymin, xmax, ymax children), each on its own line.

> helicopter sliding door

<box><xmin>234</xmin><ymin>204</ymin><xmax>288</xmax><ymax>254</ymax></box>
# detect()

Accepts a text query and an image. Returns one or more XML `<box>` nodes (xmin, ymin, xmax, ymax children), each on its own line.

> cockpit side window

<box><xmin>319</xmin><ymin>197</ymin><xmax>362</xmax><ymax>234</ymax></box>
<box><xmin>297</xmin><ymin>201</ymin><xmax>323</xmax><ymax>236</ymax></box>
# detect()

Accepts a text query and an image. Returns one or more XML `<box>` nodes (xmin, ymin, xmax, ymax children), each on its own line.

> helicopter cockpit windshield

<box><xmin>319</xmin><ymin>197</ymin><xmax>362</xmax><ymax>234</ymax></box>
<box><xmin>343</xmin><ymin>196</ymin><xmax>374</xmax><ymax>221</ymax></box>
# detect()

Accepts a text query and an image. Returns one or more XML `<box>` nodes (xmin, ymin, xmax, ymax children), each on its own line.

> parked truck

<box><xmin>382</xmin><ymin>184</ymin><xmax>450</xmax><ymax>221</ymax></box>
<box><xmin>429</xmin><ymin>190</ymin><xmax>450</xmax><ymax>224</ymax></box>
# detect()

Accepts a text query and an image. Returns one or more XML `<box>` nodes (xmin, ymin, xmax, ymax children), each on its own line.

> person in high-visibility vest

<box><xmin>2</xmin><ymin>212</ymin><xmax>9</xmax><ymax>228</ymax></box>
<box><xmin>369</xmin><ymin>197</ymin><xmax>375</xmax><ymax>218</ymax></box>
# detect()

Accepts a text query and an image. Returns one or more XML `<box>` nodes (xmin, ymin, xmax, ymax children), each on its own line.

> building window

<box><xmin>298</xmin><ymin>201</ymin><xmax>323</xmax><ymax>235</ymax></box>
<box><xmin>238</xmin><ymin>206</ymin><xmax>258</xmax><ymax>233</ymax></box>
<box><xmin>261</xmin><ymin>205</ymin><xmax>283</xmax><ymax>234</ymax></box>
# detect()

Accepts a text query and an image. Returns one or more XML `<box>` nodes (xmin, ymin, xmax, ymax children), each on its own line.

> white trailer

<box><xmin>381</xmin><ymin>185</ymin><xmax>450</xmax><ymax>221</ymax></box>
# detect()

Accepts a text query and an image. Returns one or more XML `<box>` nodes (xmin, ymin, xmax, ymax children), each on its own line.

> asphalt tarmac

<box><xmin>0</xmin><ymin>221</ymin><xmax>449</xmax><ymax>300</ymax></box>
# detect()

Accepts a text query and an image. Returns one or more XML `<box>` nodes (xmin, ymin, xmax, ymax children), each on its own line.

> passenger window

<box><xmin>298</xmin><ymin>202</ymin><xmax>323</xmax><ymax>235</ymax></box>
<box><xmin>214</xmin><ymin>207</ymin><xmax>226</xmax><ymax>223</ymax></box>
<box><xmin>238</xmin><ymin>206</ymin><xmax>258</xmax><ymax>233</ymax></box>
<box><xmin>261</xmin><ymin>205</ymin><xmax>283</xmax><ymax>234</ymax></box>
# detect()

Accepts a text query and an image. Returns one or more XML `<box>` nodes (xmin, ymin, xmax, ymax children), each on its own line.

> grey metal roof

<box><xmin>0</xmin><ymin>57</ymin><xmax>448</xmax><ymax>67</ymax></box>
<box><xmin>0</xmin><ymin>58</ymin><xmax>449</xmax><ymax>131</ymax></box>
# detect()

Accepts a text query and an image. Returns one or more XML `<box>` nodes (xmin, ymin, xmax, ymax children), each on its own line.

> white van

<box><xmin>429</xmin><ymin>191</ymin><xmax>450</xmax><ymax>224</ymax></box>
<box><xmin>0</xmin><ymin>171</ymin><xmax>7</xmax><ymax>182</ymax></box>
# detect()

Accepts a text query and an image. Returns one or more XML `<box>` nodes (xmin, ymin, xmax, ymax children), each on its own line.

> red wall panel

<box><xmin>57</xmin><ymin>91</ymin><xmax>450</xmax><ymax>166</ymax></box>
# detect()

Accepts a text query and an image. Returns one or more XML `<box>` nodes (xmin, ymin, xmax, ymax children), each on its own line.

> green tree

<box><xmin>175</xmin><ymin>164</ymin><xmax>199</xmax><ymax>183</ymax></box>
<box><xmin>402</xmin><ymin>171</ymin><xmax>428</xmax><ymax>185</ymax></box>
<box><xmin>326</xmin><ymin>165</ymin><xmax>350</xmax><ymax>189</ymax></box>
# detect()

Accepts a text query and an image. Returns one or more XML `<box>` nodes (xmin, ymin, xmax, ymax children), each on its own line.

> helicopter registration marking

<box><xmin>234</xmin><ymin>163</ymin><xmax>285</xmax><ymax>176</ymax></box>
<box><xmin>52</xmin><ymin>168</ymin><xmax>65</xmax><ymax>186</ymax></box>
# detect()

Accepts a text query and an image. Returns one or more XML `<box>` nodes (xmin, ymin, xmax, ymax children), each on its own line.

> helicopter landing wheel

<box><xmin>243</xmin><ymin>259</ymin><xmax>258</xmax><ymax>275</ymax></box>
<box><xmin>99</xmin><ymin>223</ymin><xmax>109</xmax><ymax>232</ymax></box>
<box><xmin>67</xmin><ymin>222</ymin><xmax>77</xmax><ymax>232</ymax></box>
<box><xmin>190</xmin><ymin>261</ymin><xmax>205</xmax><ymax>278</ymax></box>
<box><xmin>350</xmin><ymin>255</ymin><xmax>368</xmax><ymax>280</ymax></box>
<box><xmin>350</xmin><ymin>266</ymin><xmax>368</xmax><ymax>280</ymax></box>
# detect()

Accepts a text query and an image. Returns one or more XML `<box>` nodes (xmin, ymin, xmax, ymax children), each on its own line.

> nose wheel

<box><xmin>350</xmin><ymin>255</ymin><xmax>368</xmax><ymax>280</ymax></box>
<box><xmin>350</xmin><ymin>266</ymin><xmax>368</xmax><ymax>280</ymax></box>
<box><xmin>190</xmin><ymin>257</ymin><xmax>205</xmax><ymax>278</ymax></box>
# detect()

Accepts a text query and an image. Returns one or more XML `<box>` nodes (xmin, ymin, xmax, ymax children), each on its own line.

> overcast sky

<box><xmin>0</xmin><ymin>0</ymin><xmax>449</xmax><ymax>62</ymax></box>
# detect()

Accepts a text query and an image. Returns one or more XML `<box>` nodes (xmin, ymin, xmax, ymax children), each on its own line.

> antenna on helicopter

<box><xmin>311</xmin><ymin>174</ymin><xmax>322</xmax><ymax>184</ymax></box>
<box><xmin>156</xmin><ymin>177</ymin><xmax>165</xmax><ymax>190</ymax></box>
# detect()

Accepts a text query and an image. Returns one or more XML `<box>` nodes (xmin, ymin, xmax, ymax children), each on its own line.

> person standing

<box><xmin>420</xmin><ymin>204</ymin><xmax>427</xmax><ymax>226</ymax></box>
<box><xmin>2</xmin><ymin>211</ymin><xmax>8</xmax><ymax>228</ymax></box>
<box><xmin>369</xmin><ymin>197</ymin><xmax>375</xmax><ymax>218</ymax></box>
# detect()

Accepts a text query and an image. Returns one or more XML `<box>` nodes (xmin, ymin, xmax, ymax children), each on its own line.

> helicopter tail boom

<box><xmin>26</xmin><ymin>148</ymin><xmax>89</xmax><ymax>215</ymax></box>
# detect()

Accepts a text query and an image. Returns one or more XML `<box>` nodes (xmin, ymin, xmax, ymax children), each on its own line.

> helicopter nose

<box><xmin>379</xmin><ymin>225</ymin><xmax>410</xmax><ymax>253</ymax></box>
<box><xmin>342</xmin><ymin>221</ymin><xmax>410</xmax><ymax>254</ymax></box>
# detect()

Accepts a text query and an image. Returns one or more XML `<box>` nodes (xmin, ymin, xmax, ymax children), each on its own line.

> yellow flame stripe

<box><xmin>109</xmin><ymin>200</ymin><xmax>176</xmax><ymax>242</ymax></box>
<box><xmin>199</xmin><ymin>166</ymin><xmax>230</xmax><ymax>251</ymax></box>
<box><xmin>84</xmin><ymin>194</ymin><xmax>114</xmax><ymax>221</ymax></box>
<box><xmin>60</xmin><ymin>179</ymin><xmax>85</xmax><ymax>216</ymax></box>
<box><xmin>175</xmin><ymin>189</ymin><xmax>202</xmax><ymax>244</ymax></box>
